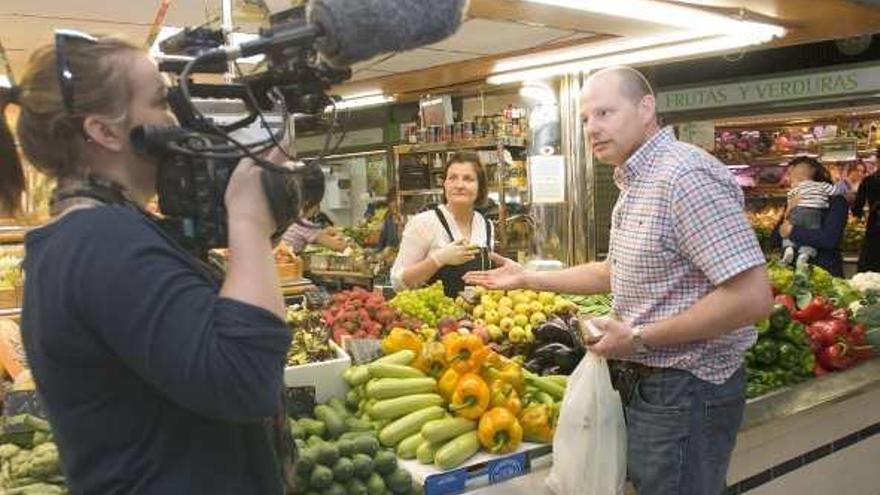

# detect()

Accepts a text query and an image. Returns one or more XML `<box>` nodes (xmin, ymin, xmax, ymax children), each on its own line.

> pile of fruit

<box><xmin>341</xmin><ymin>332</ymin><xmax>564</xmax><ymax>472</ymax></box>
<box><xmin>286</xmin><ymin>306</ymin><xmax>336</xmax><ymax>367</ymax></box>
<box><xmin>289</xmin><ymin>396</ymin><xmax>415</xmax><ymax>495</ymax></box>
<box><xmin>457</xmin><ymin>288</ymin><xmax>576</xmax><ymax>346</ymax></box>
<box><xmin>0</xmin><ymin>415</ymin><xmax>66</xmax><ymax>494</ymax></box>
<box><xmin>323</xmin><ymin>288</ymin><xmax>418</xmax><ymax>343</ymax></box>
<box><xmin>390</xmin><ymin>282</ymin><xmax>462</xmax><ymax>328</ymax></box>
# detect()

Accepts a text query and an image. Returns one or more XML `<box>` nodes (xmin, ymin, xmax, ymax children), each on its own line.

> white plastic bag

<box><xmin>546</xmin><ymin>351</ymin><xmax>627</xmax><ymax>495</ymax></box>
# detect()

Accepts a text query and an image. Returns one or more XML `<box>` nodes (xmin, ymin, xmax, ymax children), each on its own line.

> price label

<box><xmin>284</xmin><ymin>386</ymin><xmax>316</xmax><ymax>419</ymax></box>
<box><xmin>487</xmin><ymin>451</ymin><xmax>529</xmax><ymax>484</ymax></box>
<box><xmin>425</xmin><ymin>468</ymin><xmax>468</xmax><ymax>495</ymax></box>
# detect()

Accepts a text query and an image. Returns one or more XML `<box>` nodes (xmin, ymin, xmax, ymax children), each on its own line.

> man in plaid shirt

<box><xmin>465</xmin><ymin>67</ymin><xmax>772</xmax><ymax>494</ymax></box>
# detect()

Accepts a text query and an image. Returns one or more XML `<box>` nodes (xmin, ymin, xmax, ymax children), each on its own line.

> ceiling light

<box><xmin>488</xmin><ymin>33</ymin><xmax>777</xmax><ymax>85</ymax></box>
<box><xmin>328</xmin><ymin>94</ymin><xmax>396</xmax><ymax>111</ymax></box>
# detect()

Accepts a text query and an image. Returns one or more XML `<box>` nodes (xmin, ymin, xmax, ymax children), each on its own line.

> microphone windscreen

<box><xmin>309</xmin><ymin>0</ymin><xmax>468</xmax><ymax>67</ymax></box>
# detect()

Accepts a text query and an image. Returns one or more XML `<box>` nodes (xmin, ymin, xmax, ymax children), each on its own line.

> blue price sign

<box><xmin>487</xmin><ymin>451</ymin><xmax>529</xmax><ymax>484</ymax></box>
<box><xmin>425</xmin><ymin>468</ymin><xmax>468</xmax><ymax>495</ymax></box>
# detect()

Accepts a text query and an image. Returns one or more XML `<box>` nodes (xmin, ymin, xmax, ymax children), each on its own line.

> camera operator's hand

<box><xmin>225</xmin><ymin>157</ymin><xmax>276</xmax><ymax>238</ymax></box>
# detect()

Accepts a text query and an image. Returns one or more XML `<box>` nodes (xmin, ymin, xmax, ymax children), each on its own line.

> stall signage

<box><xmin>487</xmin><ymin>451</ymin><xmax>529</xmax><ymax>484</ymax></box>
<box><xmin>658</xmin><ymin>63</ymin><xmax>880</xmax><ymax>113</ymax></box>
<box><xmin>529</xmin><ymin>155</ymin><xmax>566</xmax><ymax>204</ymax></box>
<box><xmin>424</xmin><ymin>468</ymin><xmax>468</xmax><ymax>495</ymax></box>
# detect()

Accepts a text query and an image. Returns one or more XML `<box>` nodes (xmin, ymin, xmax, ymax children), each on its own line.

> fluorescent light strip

<box><xmin>328</xmin><ymin>94</ymin><xmax>396</xmax><ymax>111</ymax></box>
<box><xmin>524</xmin><ymin>0</ymin><xmax>771</xmax><ymax>34</ymax></box>
<box><xmin>487</xmin><ymin>34</ymin><xmax>774</xmax><ymax>85</ymax></box>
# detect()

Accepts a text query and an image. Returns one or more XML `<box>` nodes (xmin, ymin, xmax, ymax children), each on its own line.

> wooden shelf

<box><xmin>400</xmin><ymin>189</ymin><xmax>443</xmax><ymax>197</ymax></box>
<box><xmin>394</xmin><ymin>138</ymin><xmax>526</xmax><ymax>154</ymax></box>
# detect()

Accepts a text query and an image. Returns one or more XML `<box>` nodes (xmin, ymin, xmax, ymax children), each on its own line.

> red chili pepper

<box><xmin>807</xmin><ymin>319</ymin><xmax>848</xmax><ymax>347</ymax></box>
<box><xmin>793</xmin><ymin>297</ymin><xmax>833</xmax><ymax>324</ymax></box>
<box><xmin>774</xmin><ymin>294</ymin><xmax>796</xmax><ymax>313</ymax></box>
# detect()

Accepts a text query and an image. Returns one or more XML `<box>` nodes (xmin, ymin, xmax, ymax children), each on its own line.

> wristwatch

<box><xmin>631</xmin><ymin>325</ymin><xmax>651</xmax><ymax>355</ymax></box>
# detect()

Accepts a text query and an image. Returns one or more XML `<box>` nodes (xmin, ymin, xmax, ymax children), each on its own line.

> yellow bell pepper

<box><xmin>478</xmin><ymin>407</ymin><xmax>523</xmax><ymax>454</ymax></box>
<box><xmin>381</xmin><ymin>328</ymin><xmax>422</xmax><ymax>356</ymax></box>
<box><xmin>445</xmin><ymin>333</ymin><xmax>489</xmax><ymax>374</ymax></box>
<box><xmin>412</xmin><ymin>341</ymin><xmax>447</xmax><ymax>378</ymax></box>
<box><xmin>438</xmin><ymin>368</ymin><xmax>461</xmax><ymax>401</ymax></box>
<box><xmin>489</xmin><ymin>380</ymin><xmax>522</xmax><ymax>417</ymax></box>
<box><xmin>450</xmin><ymin>373</ymin><xmax>490</xmax><ymax>420</ymax></box>
<box><xmin>518</xmin><ymin>403</ymin><xmax>558</xmax><ymax>444</ymax></box>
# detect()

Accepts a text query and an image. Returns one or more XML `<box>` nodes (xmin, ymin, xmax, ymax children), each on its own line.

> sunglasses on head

<box><xmin>54</xmin><ymin>29</ymin><xmax>98</xmax><ymax>114</ymax></box>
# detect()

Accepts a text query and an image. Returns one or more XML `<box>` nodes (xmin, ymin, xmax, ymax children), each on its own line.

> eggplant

<box><xmin>524</xmin><ymin>358</ymin><xmax>547</xmax><ymax>373</ymax></box>
<box><xmin>534</xmin><ymin>321</ymin><xmax>576</xmax><ymax>347</ymax></box>
<box><xmin>555</xmin><ymin>348</ymin><xmax>585</xmax><ymax>374</ymax></box>
<box><xmin>533</xmin><ymin>342</ymin><xmax>573</xmax><ymax>361</ymax></box>
<box><xmin>542</xmin><ymin>364</ymin><xmax>564</xmax><ymax>376</ymax></box>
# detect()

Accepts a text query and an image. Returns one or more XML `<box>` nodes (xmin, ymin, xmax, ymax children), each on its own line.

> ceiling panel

<box><xmin>428</xmin><ymin>18</ymin><xmax>588</xmax><ymax>55</ymax></box>
<box><xmin>369</xmin><ymin>49</ymin><xmax>479</xmax><ymax>73</ymax></box>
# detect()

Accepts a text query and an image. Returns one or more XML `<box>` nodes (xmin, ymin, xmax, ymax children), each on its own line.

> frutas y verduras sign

<box><xmin>657</xmin><ymin>64</ymin><xmax>880</xmax><ymax>114</ymax></box>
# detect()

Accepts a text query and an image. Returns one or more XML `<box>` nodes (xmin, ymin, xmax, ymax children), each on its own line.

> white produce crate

<box><xmin>284</xmin><ymin>340</ymin><xmax>351</xmax><ymax>403</ymax></box>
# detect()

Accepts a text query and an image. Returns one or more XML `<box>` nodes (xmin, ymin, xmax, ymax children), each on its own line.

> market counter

<box><xmin>461</xmin><ymin>360</ymin><xmax>880</xmax><ymax>495</ymax></box>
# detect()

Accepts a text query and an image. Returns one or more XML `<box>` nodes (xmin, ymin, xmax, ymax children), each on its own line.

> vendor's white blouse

<box><xmin>390</xmin><ymin>204</ymin><xmax>493</xmax><ymax>291</ymax></box>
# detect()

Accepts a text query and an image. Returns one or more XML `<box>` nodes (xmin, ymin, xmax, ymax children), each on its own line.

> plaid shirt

<box><xmin>608</xmin><ymin>126</ymin><xmax>766</xmax><ymax>384</ymax></box>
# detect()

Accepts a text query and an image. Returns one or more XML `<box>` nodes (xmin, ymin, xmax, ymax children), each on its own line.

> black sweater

<box><xmin>21</xmin><ymin>206</ymin><xmax>290</xmax><ymax>495</ymax></box>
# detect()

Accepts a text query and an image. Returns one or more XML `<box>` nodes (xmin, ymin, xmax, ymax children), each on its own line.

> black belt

<box><xmin>608</xmin><ymin>360</ymin><xmax>664</xmax><ymax>405</ymax></box>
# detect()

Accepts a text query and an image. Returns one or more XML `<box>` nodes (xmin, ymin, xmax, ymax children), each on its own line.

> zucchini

<box><xmin>524</xmin><ymin>372</ymin><xmax>565</xmax><ymax>400</ymax></box>
<box><xmin>416</xmin><ymin>440</ymin><xmax>442</xmax><ymax>465</ymax></box>
<box><xmin>374</xmin><ymin>350</ymin><xmax>416</xmax><ymax>365</ymax></box>
<box><xmin>378</xmin><ymin>406</ymin><xmax>445</xmax><ymax>447</ymax></box>
<box><xmin>314</xmin><ymin>405</ymin><xmax>346</xmax><ymax>439</ymax></box>
<box><xmin>368</xmin><ymin>394</ymin><xmax>445</xmax><ymax>420</ymax></box>
<box><xmin>434</xmin><ymin>431</ymin><xmax>480</xmax><ymax>470</ymax></box>
<box><xmin>328</xmin><ymin>397</ymin><xmax>352</xmax><ymax>418</ymax></box>
<box><xmin>347</xmin><ymin>365</ymin><xmax>371</xmax><ymax>386</ymax></box>
<box><xmin>420</xmin><ymin>417</ymin><xmax>476</xmax><ymax>444</ymax></box>
<box><xmin>396</xmin><ymin>433</ymin><xmax>423</xmax><ymax>459</ymax></box>
<box><xmin>367</xmin><ymin>362</ymin><xmax>425</xmax><ymax>379</ymax></box>
<box><xmin>366</xmin><ymin>377</ymin><xmax>437</xmax><ymax>400</ymax></box>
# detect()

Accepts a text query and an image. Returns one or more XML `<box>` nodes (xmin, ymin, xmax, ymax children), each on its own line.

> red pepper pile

<box><xmin>778</xmin><ymin>294</ymin><xmax>875</xmax><ymax>374</ymax></box>
<box><xmin>322</xmin><ymin>287</ymin><xmax>419</xmax><ymax>342</ymax></box>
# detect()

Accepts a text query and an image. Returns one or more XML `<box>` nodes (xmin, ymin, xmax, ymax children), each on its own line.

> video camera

<box><xmin>130</xmin><ymin>6</ymin><xmax>348</xmax><ymax>257</ymax></box>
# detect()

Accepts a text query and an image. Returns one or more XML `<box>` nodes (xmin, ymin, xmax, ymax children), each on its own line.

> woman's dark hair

<box><xmin>443</xmin><ymin>151</ymin><xmax>488</xmax><ymax>206</ymax></box>
<box><xmin>0</xmin><ymin>91</ymin><xmax>24</xmax><ymax>215</ymax></box>
<box><xmin>299</xmin><ymin>163</ymin><xmax>326</xmax><ymax>212</ymax></box>
<box><xmin>789</xmin><ymin>155</ymin><xmax>832</xmax><ymax>185</ymax></box>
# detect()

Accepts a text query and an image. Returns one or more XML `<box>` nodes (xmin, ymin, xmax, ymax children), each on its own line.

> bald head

<box><xmin>588</xmin><ymin>66</ymin><xmax>654</xmax><ymax>103</ymax></box>
<box><xmin>579</xmin><ymin>66</ymin><xmax>660</xmax><ymax>167</ymax></box>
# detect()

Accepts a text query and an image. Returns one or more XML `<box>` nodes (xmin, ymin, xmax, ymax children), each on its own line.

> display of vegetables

<box><xmin>390</xmin><ymin>282</ymin><xmax>461</xmax><ymax>328</ymax></box>
<box><xmin>323</xmin><ymin>287</ymin><xmax>418</xmax><ymax>343</ymax></box>
<box><xmin>289</xmin><ymin>394</ymin><xmax>416</xmax><ymax>494</ymax></box>
<box><xmin>749</xmin><ymin>263</ymin><xmax>877</xmax><ymax>397</ymax></box>
<box><xmin>0</xmin><ymin>415</ymin><xmax>66</xmax><ymax>494</ymax></box>
<box><xmin>522</xmin><ymin>315</ymin><xmax>586</xmax><ymax>376</ymax></box>
<box><xmin>285</xmin><ymin>306</ymin><xmax>336</xmax><ymax>366</ymax></box>
<box><xmin>560</xmin><ymin>293</ymin><xmax>613</xmax><ymax>317</ymax></box>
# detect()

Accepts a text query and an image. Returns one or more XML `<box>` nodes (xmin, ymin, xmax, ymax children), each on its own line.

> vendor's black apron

<box><xmin>427</xmin><ymin>206</ymin><xmax>493</xmax><ymax>298</ymax></box>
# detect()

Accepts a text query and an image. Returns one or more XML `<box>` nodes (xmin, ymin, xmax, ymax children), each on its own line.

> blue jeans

<box><xmin>625</xmin><ymin>366</ymin><xmax>746</xmax><ymax>495</ymax></box>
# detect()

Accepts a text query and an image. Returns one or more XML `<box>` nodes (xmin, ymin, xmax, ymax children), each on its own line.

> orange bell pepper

<box><xmin>478</xmin><ymin>407</ymin><xmax>523</xmax><ymax>454</ymax></box>
<box><xmin>450</xmin><ymin>373</ymin><xmax>490</xmax><ymax>420</ymax></box>
<box><xmin>445</xmin><ymin>333</ymin><xmax>489</xmax><ymax>374</ymax></box>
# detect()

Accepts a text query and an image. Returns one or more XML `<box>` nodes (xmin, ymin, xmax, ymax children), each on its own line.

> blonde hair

<box><xmin>0</xmin><ymin>34</ymin><xmax>142</xmax><ymax>214</ymax></box>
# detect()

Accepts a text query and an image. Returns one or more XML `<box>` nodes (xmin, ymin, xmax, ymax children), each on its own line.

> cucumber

<box><xmin>367</xmin><ymin>362</ymin><xmax>425</xmax><ymax>379</ymax></box>
<box><xmin>368</xmin><ymin>394</ymin><xmax>445</xmax><ymax>421</ymax></box>
<box><xmin>416</xmin><ymin>440</ymin><xmax>442</xmax><ymax>465</ymax></box>
<box><xmin>396</xmin><ymin>433</ymin><xmax>423</xmax><ymax>459</ymax></box>
<box><xmin>420</xmin><ymin>417</ymin><xmax>477</xmax><ymax>444</ymax></box>
<box><xmin>366</xmin><ymin>377</ymin><xmax>437</xmax><ymax>400</ymax></box>
<box><xmin>524</xmin><ymin>373</ymin><xmax>565</xmax><ymax>400</ymax></box>
<box><xmin>378</xmin><ymin>406</ymin><xmax>445</xmax><ymax>447</ymax></box>
<box><xmin>314</xmin><ymin>405</ymin><xmax>347</xmax><ymax>439</ymax></box>
<box><xmin>434</xmin><ymin>431</ymin><xmax>481</xmax><ymax>470</ymax></box>
<box><xmin>345</xmin><ymin>417</ymin><xmax>373</xmax><ymax>432</ymax></box>
<box><xmin>328</xmin><ymin>397</ymin><xmax>352</xmax><ymax>418</ymax></box>
<box><xmin>374</xmin><ymin>350</ymin><xmax>416</xmax><ymax>365</ymax></box>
